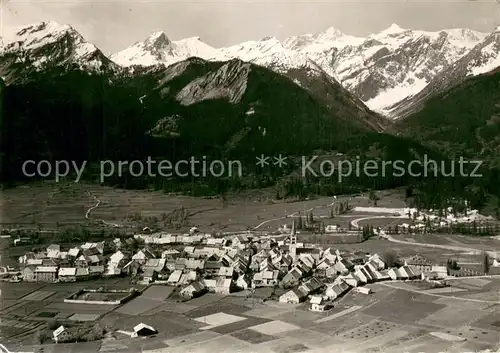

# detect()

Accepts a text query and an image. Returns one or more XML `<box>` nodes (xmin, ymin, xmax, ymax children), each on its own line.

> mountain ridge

<box><xmin>390</xmin><ymin>26</ymin><xmax>500</xmax><ymax>119</ymax></box>
<box><xmin>111</xmin><ymin>23</ymin><xmax>494</xmax><ymax>116</ymax></box>
<box><xmin>0</xmin><ymin>21</ymin><xmax>120</xmax><ymax>84</ymax></box>
<box><xmin>3</xmin><ymin>20</ymin><xmax>498</xmax><ymax>119</ymax></box>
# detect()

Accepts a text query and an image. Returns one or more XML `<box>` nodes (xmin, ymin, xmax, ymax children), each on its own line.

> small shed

<box><xmin>310</xmin><ymin>296</ymin><xmax>332</xmax><ymax>312</ymax></box>
<box><xmin>133</xmin><ymin>323</ymin><xmax>157</xmax><ymax>337</ymax></box>
<box><xmin>356</xmin><ymin>286</ymin><xmax>372</xmax><ymax>295</ymax></box>
<box><xmin>53</xmin><ymin>325</ymin><xmax>71</xmax><ymax>343</ymax></box>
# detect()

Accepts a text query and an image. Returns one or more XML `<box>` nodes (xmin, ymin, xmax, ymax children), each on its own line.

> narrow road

<box><xmin>350</xmin><ymin>215</ymin><xmax>406</xmax><ymax>229</ymax></box>
<box><xmin>85</xmin><ymin>191</ymin><xmax>122</xmax><ymax>228</ymax></box>
<box><xmin>85</xmin><ymin>190</ymin><xmax>101</xmax><ymax>220</ymax></box>
<box><xmin>0</xmin><ymin>343</ymin><xmax>34</xmax><ymax>353</ymax></box>
<box><xmin>380</xmin><ymin>231</ymin><xmax>499</xmax><ymax>258</ymax></box>
<box><xmin>350</xmin><ymin>214</ymin><xmax>499</xmax><ymax>258</ymax></box>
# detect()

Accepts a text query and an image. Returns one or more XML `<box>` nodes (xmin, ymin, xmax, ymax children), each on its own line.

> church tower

<box><xmin>289</xmin><ymin>220</ymin><xmax>297</xmax><ymax>259</ymax></box>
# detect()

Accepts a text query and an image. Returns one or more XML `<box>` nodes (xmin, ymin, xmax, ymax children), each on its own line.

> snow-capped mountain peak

<box><xmin>387</xmin><ymin>26</ymin><xmax>499</xmax><ymax>119</ymax></box>
<box><xmin>0</xmin><ymin>20</ymin><xmax>116</xmax><ymax>81</ymax></box>
<box><xmin>314</xmin><ymin>27</ymin><xmax>345</xmax><ymax>40</ymax></box>
<box><xmin>220</xmin><ymin>37</ymin><xmax>316</xmax><ymax>73</ymax></box>
<box><xmin>16</xmin><ymin>21</ymin><xmax>70</xmax><ymax>36</ymax></box>
<box><xmin>440</xmin><ymin>28</ymin><xmax>488</xmax><ymax>48</ymax></box>
<box><xmin>111</xmin><ymin>31</ymin><xmax>228</xmax><ymax>67</ymax></box>
<box><xmin>379</xmin><ymin>23</ymin><xmax>406</xmax><ymax>35</ymax></box>
<box><xmin>173</xmin><ymin>36</ymin><xmax>228</xmax><ymax>61</ymax></box>
<box><xmin>4</xmin><ymin>21</ymin><xmax>79</xmax><ymax>50</ymax></box>
<box><xmin>110</xmin><ymin>24</ymin><xmax>493</xmax><ymax>116</ymax></box>
<box><xmin>143</xmin><ymin>31</ymin><xmax>171</xmax><ymax>48</ymax></box>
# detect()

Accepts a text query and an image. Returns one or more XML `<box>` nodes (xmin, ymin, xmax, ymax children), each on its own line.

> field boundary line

<box><xmin>314</xmin><ymin>305</ymin><xmax>363</xmax><ymax>324</ymax></box>
<box><xmin>381</xmin><ymin>282</ymin><xmax>500</xmax><ymax>304</ymax></box>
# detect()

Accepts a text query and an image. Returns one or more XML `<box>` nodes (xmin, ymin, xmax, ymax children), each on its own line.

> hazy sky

<box><xmin>2</xmin><ymin>0</ymin><xmax>500</xmax><ymax>55</ymax></box>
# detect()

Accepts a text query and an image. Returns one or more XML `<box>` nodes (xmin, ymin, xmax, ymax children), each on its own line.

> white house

<box><xmin>133</xmin><ymin>323</ymin><xmax>157</xmax><ymax>337</ymax></box>
<box><xmin>67</xmin><ymin>247</ymin><xmax>80</xmax><ymax>258</ymax></box>
<box><xmin>81</xmin><ymin>242</ymin><xmax>104</xmax><ymax>254</ymax></box>
<box><xmin>109</xmin><ymin>251</ymin><xmax>126</xmax><ymax>264</ymax></box>
<box><xmin>354</xmin><ymin>268</ymin><xmax>370</xmax><ymax>284</ymax></box>
<box><xmin>388</xmin><ymin>268</ymin><xmax>401</xmax><ymax>280</ymax></box>
<box><xmin>203</xmin><ymin>279</ymin><xmax>217</xmax><ymax>292</ymax></box>
<box><xmin>309</xmin><ymin>295</ymin><xmax>332</xmax><ymax>312</ymax></box>
<box><xmin>218</xmin><ymin>266</ymin><xmax>234</xmax><ymax>279</ymax></box>
<box><xmin>321</xmin><ymin>248</ymin><xmax>338</xmax><ymax>263</ymax></box>
<box><xmin>431</xmin><ymin>265</ymin><xmax>448</xmax><ymax>279</ymax></box>
<box><xmin>131</xmin><ymin>250</ymin><xmax>150</xmax><ymax>264</ymax></box>
<box><xmin>166</xmin><ymin>270</ymin><xmax>183</xmax><ymax>286</ymax></box>
<box><xmin>317</xmin><ymin>258</ymin><xmax>335</xmax><ymax>271</ymax></box>
<box><xmin>106</xmin><ymin>251</ymin><xmax>128</xmax><ymax>276</ymax></box>
<box><xmin>325</xmin><ymin>281</ymin><xmax>350</xmax><ymax>300</ymax></box>
<box><xmin>46</xmin><ymin>249</ymin><xmax>61</xmax><ymax>259</ymax></box>
<box><xmin>279</xmin><ymin>289</ymin><xmax>306</xmax><ymax>304</ymax></box>
<box><xmin>325</xmin><ymin>225</ymin><xmax>339</xmax><ymax>233</ymax></box>
<box><xmin>215</xmin><ymin>278</ymin><xmax>233</xmax><ymax>295</ymax></box>
<box><xmin>333</xmin><ymin>259</ymin><xmax>353</xmax><ymax>275</ymax></box>
<box><xmin>368</xmin><ymin>254</ymin><xmax>385</xmax><ymax>270</ymax></box>
<box><xmin>236</xmin><ymin>275</ymin><xmax>250</xmax><ymax>290</ymax></box>
<box><xmin>341</xmin><ymin>273</ymin><xmax>362</xmax><ymax>287</ymax></box>
<box><xmin>399</xmin><ymin>266</ymin><xmax>419</xmax><ymax>279</ymax></box>
<box><xmin>356</xmin><ymin>287</ymin><xmax>372</xmax><ymax>295</ymax></box>
<box><xmin>364</xmin><ymin>262</ymin><xmax>382</xmax><ymax>278</ymax></box>
<box><xmin>58</xmin><ymin>267</ymin><xmax>76</xmax><ymax>282</ymax></box>
<box><xmin>262</xmin><ymin>270</ymin><xmax>279</xmax><ymax>286</ymax></box>
<box><xmin>53</xmin><ymin>325</ymin><xmax>71</xmax><ymax>343</ymax></box>
<box><xmin>180</xmin><ymin>281</ymin><xmax>206</xmax><ymax>299</ymax></box>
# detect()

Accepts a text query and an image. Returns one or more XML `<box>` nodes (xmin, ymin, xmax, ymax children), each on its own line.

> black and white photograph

<box><xmin>1</xmin><ymin>0</ymin><xmax>500</xmax><ymax>352</ymax></box>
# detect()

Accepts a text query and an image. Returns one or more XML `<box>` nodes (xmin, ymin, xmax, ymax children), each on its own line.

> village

<box><xmin>1</xmin><ymin>214</ymin><xmax>499</xmax><ymax>349</ymax></box>
<box><xmin>1</xmin><ymin>187</ymin><xmax>500</xmax><ymax>353</ymax></box>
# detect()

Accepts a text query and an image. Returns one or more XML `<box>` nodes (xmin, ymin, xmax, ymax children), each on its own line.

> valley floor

<box><xmin>1</xmin><ymin>182</ymin><xmax>500</xmax><ymax>353</ymax></box>
<box><xmin>1</xmin><ymin>277</ymin><xmax>499</xmax><ymax>353</ymax></box>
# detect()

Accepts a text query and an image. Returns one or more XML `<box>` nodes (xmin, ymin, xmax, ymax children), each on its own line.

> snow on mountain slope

<box><xmin>282</xmin><ymin>24</ymin><xmax>487</xmax><ymax>115</ymax></box>
<box><xmin>111</xmin><ymin>24</ymin><xmax>489</xmax><ymax>116</ymax></box>
<box><xmin>466</xmin><ymin>26</ymin><xmax>500</xmax><ymax>76</ymax></box>
<box><xmin>111</xmin><ymin>32</ymin><xmax>229</xmax><ymax>67</ymax></box>
<box><xmin>220</xmin><ymin>36</ymin><xmax>321</xmax><ymax>74</ymax></box>
<box><xmin>7</xmin><ymin>21</ymin><xmax>494</xmax><ymax>120</ymax></box>
<box><xmin>0</xmin><ymin>21</ymin><xmax>116</xmax><ymax>78</ymax></box>
<box><xmin>219</xmin><ymin>36</ymin><xmax>388</xmax><ymax>130</ymax></box>
<box><xmin>391</xmin><ymin>26</ymin><xmax>500</xmax><ymax>119</ymax></box>
<box><xmin>281</xmin><ymin>27</ymin><xmax>364</xmax><ymax>79</ymax></box>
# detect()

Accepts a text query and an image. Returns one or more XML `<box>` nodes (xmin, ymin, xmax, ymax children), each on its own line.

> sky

<box><xmin>1</xmin><ymin>0</ymin><xmax>500</xmax><ymax>55</ymax></box>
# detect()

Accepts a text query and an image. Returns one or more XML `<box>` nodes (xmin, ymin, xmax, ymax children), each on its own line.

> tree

<box><xmin>369</xmin><ymin>190</ymin><xmax>379</xmax><ymax>206</ymax></box>
<box><xmin>47</xmin><ymin>319</ymin><xmax>59</xmax><ymax>330</ymax></box>
<box><xmin>383</xmin><ymin>250</ymin><xmax>400</xmax><ymax>267</ymax></box>
<box><xmin>308</xmin><ymin>211</ymin><xmax>314</xmax><ymax>225</ymax></box>
<box><xmin>405</xmin><ymin>186</ymin><xmax>413</xmax><ymax>199</ymax></box>
<box><xmin>296</xmin><ymin>216</ymin><xmax>303</xmax><ymax>230</ymax></box>
<box><xmin>362</xmin><ymin>225</ymin><xmax>373</xmax><ymax>241</ymax></box>
<box><xmin>34</xmin><ymin>329</ymin><xmax>48</xmax><ymax>344</ymax></box>
<box><xmin>446</xmin><ymin>259</ymin><xmax>460</xmax><ymax>270</ymax></box>
<box><xmin>483</xmin><ymin>252</ymin><xmax>490</xmax><ymax>275</ymax></box>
